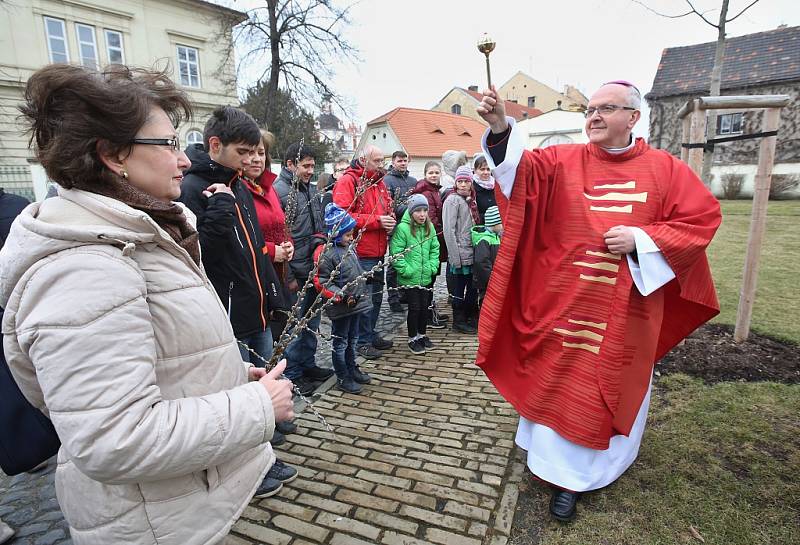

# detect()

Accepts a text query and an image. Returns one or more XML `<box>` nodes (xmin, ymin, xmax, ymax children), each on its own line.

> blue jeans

<box><xmin>330</xmin><ymin>313</ymin><xmax>360</xmax><ymax>381</ymax></box>
<box><xmin>357</xmin><ymin>257</ymin><xmax>384</xmax><ymax>348</ymax></box>
<box><xmin>283</xmin><ymin>286</ymin><xmax>322</xmax><ymax>380</ymax></box>
<box><xmin>237</xmin><ymin>328</ymin><xmax>273</xmax><ymax>367</ymax></box>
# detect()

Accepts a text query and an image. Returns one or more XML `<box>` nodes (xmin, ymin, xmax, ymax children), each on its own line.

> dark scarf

<box><xmin>74</xmin><ymin>174</ymin><xmax>201</xmax><ymax>265</ymax></box>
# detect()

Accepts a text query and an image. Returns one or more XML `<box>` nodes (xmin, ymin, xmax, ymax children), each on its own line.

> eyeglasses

<box><xmin>584</xmin><ymin>105</ymin><xmax>637</xmax><ymax>118</ymax></box>
<box><xmin>334</xmin><ymin>167</ymin><xmax>347</xmax><ymax>172</ymax></box>
<box><xmin>130</xmin><ymin>137</ymin><xmax>180</xmax><ymax>151</ymax></box>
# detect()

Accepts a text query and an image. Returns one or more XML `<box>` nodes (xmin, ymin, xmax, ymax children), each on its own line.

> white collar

<box><xmin>603</xmin><ymin>135</ymin><xmax>635</xmax><ymax>155</ymax></box>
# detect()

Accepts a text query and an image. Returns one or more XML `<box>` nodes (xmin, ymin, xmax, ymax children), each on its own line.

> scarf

<box><xmin>473</xmin><ymin>173</ymin><xmax>495</xmax><ymax>191</ymax></box>
<box><xmin>73</xmin><ymin>174</ymin><xmax>201</xmax><ymax>266</ymax></box>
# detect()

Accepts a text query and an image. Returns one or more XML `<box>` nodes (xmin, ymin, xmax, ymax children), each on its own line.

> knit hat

<box><xmin>406</xmin><ymin>194</ymin><xmax>429</xmax><ymax>215</ymax></box>
<box><xmin>324</xmin><ymin>203</ymin><xmax>356</xmax><ymax>243</ymax></box>
<box><xmin>484</xmin><ymin>205</ymin><xmax>501</xmax><ymax>227</ymax></box>
<box><xmin>455</xmin><ymin>165</ymin><xmax>473</xmax><ymax>182</ymax></box>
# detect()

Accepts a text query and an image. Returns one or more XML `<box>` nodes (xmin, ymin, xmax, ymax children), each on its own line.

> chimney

<box><xmin>522</xmin><ymin>112</ymin><xmax>528</xmax><ymax>119</ymax></box>
<box><xmin>468</xmin><ymin>85</ymin><xmax>478</xmax><ymax>92</ymax></box>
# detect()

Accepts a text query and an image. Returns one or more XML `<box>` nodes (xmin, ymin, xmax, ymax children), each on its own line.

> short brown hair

<box><xmin>20</xmin><ymin>64</ymin><xmax>192</xmax><ymax>189</ymax></box>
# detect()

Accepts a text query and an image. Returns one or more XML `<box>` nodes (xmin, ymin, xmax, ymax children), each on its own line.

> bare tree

<box><xmin>635</xmin><ymin>0</ymin><xmax>761</xmax><ymax>185</ymax></box>
<box><xmin>232</xmin><ymin>0</ymin><xmax>360</xmax><ymax>130</ymax></box>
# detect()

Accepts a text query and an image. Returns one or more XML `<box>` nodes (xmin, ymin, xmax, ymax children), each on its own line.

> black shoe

<box><xmin>420</xmin><ymin>336</ymin><xmax>434</xmax><ymax>349</ymax></box>
<box><xmin>372</xmin><ymin>336</ymin><xmax>394</xmax><ymax>350</ymax></box>
<box><xmin>453</xmin><ymin>321</ymin><xmax>477</xmax><ymax>334</ymax></box>
<box><xmin>357</xmin><ymin>345</ymin><xmax>382</xmax><ymax>360</ymax></box>
<box><xmin>408</xmin><ymin>338</ymin><xmax>426</xmax><ymax>355</ymax></box>
<box><xmin>303</xmin><ymin>366</ymin><xmax>334</xmax><ymax>381</ymax></box>
<box><xmin>549</xmin><ymin>490</ymin><xmax>580</xmax><ymax>522</ymax></box>
<box><xmin>271</xmin><ymin>430</ymin><xmax>285</xmax><ymax>446</ymax></box>
<box><xmin>267</xmin><ymin>459</ymin><xmax>298</xmax><ymax>484</ymax></box>
<box><xmin>338</xmin><ymin>378</ymin><xmax>363</xmax><ymax>394</ymax></box>
<box><xmin>276</xmin><ymin>421</ymin><xmax>297</xmax><ymax>435</ymax></box>
<box><xmin>253</xmin><ymin>476</ymin><xmax>283</xmax><ymax>498</ymax></box>
<box><xmin>292</xmin><ymin>376</ymin><xmax>316</xmax><ymax>397</ymax></box>
<box><xmin>352</xmin><ymin>366</ymin><xmax>372</xmax><ymax>384</ymax></box>
<box><xmin>390</xmin><ymin>302</ymin><xmax>405</xmax><ymax>313</ymax></box>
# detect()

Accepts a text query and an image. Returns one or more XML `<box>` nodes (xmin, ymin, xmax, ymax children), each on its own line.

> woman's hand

<box><xmin>259</xmin><ymin>360</ymin><xmax>295</xmax><ymax>422</ymax></box>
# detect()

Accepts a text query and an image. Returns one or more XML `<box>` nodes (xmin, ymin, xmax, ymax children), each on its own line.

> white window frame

<box><xmin>43</xmin><ymin>16</ymin><xmax>69</xmax><ymax>63</ymax></box>
<box><xmin>75</xmin><ymin>23</ymin><xmax>98</xmax><ymax>68</ymax></box>
<box><xmin>186</xmin><ymin>130</ymin><xmax>203</xmax><ymax>146</ymax></box>
<box><xmin>176</xmin><ymin>44</ymin><xmax>201</xmax><ymax>88</ymax></box>
<box><xmin>451</xmin><ymin>104</ymin><xmax>461</xmax><ymax>115</ymax></box>
<box><xmin>104</xmin><ymin>29</ymin><xmax>125</xmax><ymax>64</ymax></box>
<box><xmin>718</xmin><ymin>113</ymin><xmax>743</xmax><ymax>136</ymax></box>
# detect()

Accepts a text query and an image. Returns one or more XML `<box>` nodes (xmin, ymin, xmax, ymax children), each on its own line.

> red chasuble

<box><xmin>477</xmin><ymin>138</ymin><xmax>721</xmax><ymax>450</ymax></box>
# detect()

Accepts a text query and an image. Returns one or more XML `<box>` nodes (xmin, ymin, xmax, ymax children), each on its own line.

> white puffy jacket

<box><xmin>0</xmin><ymin>188</ymin><xmax>275</xmax><ymax>545</ymax></box>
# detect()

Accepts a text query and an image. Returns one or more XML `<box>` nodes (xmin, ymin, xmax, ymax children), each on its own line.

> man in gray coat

<box><xmin>273</xmin><ymin>142</ymin><xmax>330</xmax><ymax>395</ymax></box>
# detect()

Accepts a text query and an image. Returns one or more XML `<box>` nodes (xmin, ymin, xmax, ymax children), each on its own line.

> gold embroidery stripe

<box><xmin>584</xmin><ymin>191</ymin><xmax>648</xmax><ymax>202</ymax></box>
<box><xmin>594</xmin><ymin>181</ymin><xmax>635</xmax><ymax>189</ymax></box>
<box><xmin>562</xmin><ymin>342</ymin><xmax>600</xmax><ymax>354</ymax></box>
<box><xmin>554</xmin><ymin>327</ymin><xmax>604</xmax><ymax>342</ymax></box>
<box><xmin>573</xmin><ymin>260</ymin><xmax>620</xmax><ymax>272</ymax></box>
<box><xmin>568</xmin><ymin>319</ymin><xmax>608</xmax><ymax>330</ymax></box>
<box><xmin>586</xmin><ymin>250</ymin><xmax>621</xmax><ymax>261</ymax></box>
<box><xmin>580</xmin><ymin>273</ymin><xmax>617</xmax><ymax>285</ymax></box>
<box><xmin>590</xmin><ymin>204</ymin><xmax>633</xmax><ymax>214</ymax></box>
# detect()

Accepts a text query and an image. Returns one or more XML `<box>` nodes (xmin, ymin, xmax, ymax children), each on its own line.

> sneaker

<box><xmin>352</xmin><ymin>366</ymin><xmax>372</xmax><ymax>384</ymax></box>
<box><xmin>372</xmin><ymin>336</ymin><xmax>394</xmax><ymax>350</ymax></box>
<box><xmin>390</xmin><ymin>302</ymin><xmax>405</xmax><ymax>313</ymax></box>
<box><xmin>253</xmin><ymin>476</ymin><xmax>283</xmax><ymax>498</ymax></box>
<box><xmin>271</xmin><ymin>429</ymin><xmax>286</xmax><ymax>446</ymax></box>
<box><xmin>275</xmin><ymin>421</ymin><xmax>297</xmax><ymax>435</ymax></box>
<box><xmin>292</xmin><ymin>376</ymin><xmax>316</xmax><ymax>397</ymax></box>
<box><xmin>420</xmin><ymin>336</ymin><xmax>434</xmax><ymax>349</ymax></box>
<box><xmin>357</xmin><ymin>345</ymin><xmax>382</xmax><ymax>360</ymax></box>
<box><xmin>408</xmin><ymin>338</ymin><xmax>426</xmax><ymax>355</ymax></box>
<box><xmin>338</xmin><ymin>378</ymin><xmax>363</xmax><ymax>394</ymax></box>
<box><xmin>267</xmin><ymin>459</ymin><xmax>298</xmax><ymax>484</ymax></box>
<box><xmin>303</xmin><ymin>366</ymin><xmax>334</xmax><ymax>381</ymax></box>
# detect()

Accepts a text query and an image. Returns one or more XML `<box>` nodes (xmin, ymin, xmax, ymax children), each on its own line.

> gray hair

<box><xmin>359</xmin><ymin>144</ymin><xmax>383</xmax><ymax>161</ymax></box>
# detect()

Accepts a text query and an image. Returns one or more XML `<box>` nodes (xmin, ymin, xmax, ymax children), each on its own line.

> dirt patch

<box><xmin>657</xmin><ymin>324</ymin><xmax>799</xmax><ymax>384</ymax></box>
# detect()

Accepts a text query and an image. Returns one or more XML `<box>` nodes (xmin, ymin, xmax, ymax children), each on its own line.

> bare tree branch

<box><xmin>726</xmin><ymin>0</ymin><xmax>761</xmax><ymax>23</ymax></box>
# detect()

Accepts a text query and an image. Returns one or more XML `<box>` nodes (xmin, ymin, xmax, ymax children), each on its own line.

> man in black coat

<box><xmin>383</xmin><ymin>151</ymin><xmax>417</xmax><ymax>312</ymax></box>
<box><xmin>0</xmin><ymin>188</ymin><xmax>30</xmax><ymax>247</ymax></box>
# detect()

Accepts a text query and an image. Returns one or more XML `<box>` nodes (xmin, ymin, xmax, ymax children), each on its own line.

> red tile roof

<box><xmin>464</xmin><ymin>89</ymin><xmax>543</xmax><ymax>120</ymax></box>
<box><xmin>367</xmin><ymin>108</ymin><xmax>488</xmax><ymax>157</ymax></box>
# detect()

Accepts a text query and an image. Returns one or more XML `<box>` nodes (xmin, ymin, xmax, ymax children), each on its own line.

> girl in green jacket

<box><xmin>389</xmin><ymin>194</ymin><xmax>440</xmax><ymax>354</ymax></box>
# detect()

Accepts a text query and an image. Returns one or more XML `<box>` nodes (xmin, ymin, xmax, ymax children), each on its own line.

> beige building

<box><xmin>499</xmin><ymin>71</ymin><xmax>587</xmax><ymax>112</ymax></box>
<box><xmin>0</xmin><ymin>0</ymin><xmax>246</xmax><ymax>200</ymax></box>
<box><xmin>432</xmin><ymin>86</ymin><xmax>541</xmax><ymax>125</ymax></box>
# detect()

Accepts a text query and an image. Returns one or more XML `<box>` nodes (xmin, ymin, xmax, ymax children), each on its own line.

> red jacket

<box><xmin>332</xmin><ymin>161</ymin><xmax>393</xmax><ymax>258</ymax></box>
<box><xmin>244</xmin><ymin>170</ymin><xmax>291</xmax><ymax>260</ymax></box>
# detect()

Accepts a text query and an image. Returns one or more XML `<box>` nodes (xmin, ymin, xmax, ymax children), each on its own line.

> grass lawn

<box><xmin>707</xmin><ymin>200</ymin><xmax>800</xmax><ymax>343</ymax></box>
<box><xmin>511</xmin><ymin>200</ymin><xmax>799</xmax><ymax>544</ymax></box>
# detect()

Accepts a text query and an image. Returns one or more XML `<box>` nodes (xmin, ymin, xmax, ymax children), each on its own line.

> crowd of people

<box><xmin>0</xmin><ymin>61</ymin><xmax>722</xmax><ymax>543</ymax></box>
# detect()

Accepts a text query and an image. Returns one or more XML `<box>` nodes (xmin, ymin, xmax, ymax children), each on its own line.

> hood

<box><xmin>0</xmin><ymin>189</ymin><xmax>163</xmax><ymax>307</ymax></box>
<box><xmin>471</xmin><ymin>225</ymin><xmax>500</xmax><ymax>246</ymax></box>
<box><xmin>400</xmin><ymin>210</ymin><xmax>431</xmax><ymax>235</ymax></box>
<box><xmin>441</xmin><ymin>150</ymin><xmax>467</xmax><ymax>176</ymax></box>
<box><xmin>183</xmin><ymin>144</ymin><xmax>238</xmax><ymax>183</ymax></box>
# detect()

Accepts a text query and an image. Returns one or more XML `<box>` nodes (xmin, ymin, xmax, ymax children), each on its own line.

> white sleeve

<box><xmin>626</xmin><ymin>227</ymin><xmax>676</xmax><ymax>296</ymax></box>
<box><xmin>481</xmin><ymin>116</ymin><xmax>526</xmax><ymax>199</ymax></box>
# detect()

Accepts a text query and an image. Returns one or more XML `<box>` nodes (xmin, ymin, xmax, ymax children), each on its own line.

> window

<box><xmin>177</xmin><ymin>45</ymin><xmax>201</xmax><ymax>88</ymax></box>
<box><xmin>186</xmin><ymin>130</ymin><xmax>203</xmax><ymax>146</ymax></box>
<box><xmin>451</xmin><ymin>104</ymin><xmax>461</xmax><ymax>115</ymax></box>
<box><xmin>528</xmin><ymin>96</ymin><xmax>536</xmax><ymax>108</ymax></box>
<box><xmin>75</xmin><ymin>23</ymin><xmax>98</xmax><ymax>68</ymax></box>
<box><xmin>105</xmin><ymin>29</ymin><xmax>124</xmax><ymax>64</ymax></box>
<box><xmin>717</xmin><ymin>113</ymin><xmax>743</xmax><ymax>135</ymax></box>
<box><xmin>539</xmin><ymin>134</ymin><xmax>574</xmax><ymax>148</ymax></box>
<box><xmin>44</xmin><ymin>17</ymin><xmax>69</xmax><ymax>63</ymax></box>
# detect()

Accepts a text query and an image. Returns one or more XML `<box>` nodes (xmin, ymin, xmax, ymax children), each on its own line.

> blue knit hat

<box><xmin>324</xmin><ymin>203</ymin><xmax>356</xmax><ymax>243</ymax></box>
<box><xmin>484</xmin><ymin>205</ymin><xmax>501</xmax><ymax>227</ymax></box>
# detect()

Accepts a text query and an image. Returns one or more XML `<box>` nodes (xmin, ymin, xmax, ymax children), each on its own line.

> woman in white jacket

<box><xmin>0</xmin><ymin>64</ymin><xmax>294</xmax><ymax>545</ymax></box>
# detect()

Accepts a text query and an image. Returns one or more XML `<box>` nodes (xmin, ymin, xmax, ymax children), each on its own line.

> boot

<box><xmin>452</xmin><ymin>308</ymin><xmax>477</xmax><ymax>334</ymax></box>
<box><xmin>466</xmin><ymin>303</ymin><xmax>479</xmax><ymax>329</ymax></box>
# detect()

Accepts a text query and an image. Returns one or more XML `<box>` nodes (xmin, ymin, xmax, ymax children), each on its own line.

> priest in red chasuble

<box><xmin>475</xmin><ymin>81</ymin><xmax>721</xmax><ymax>521</ymax></box>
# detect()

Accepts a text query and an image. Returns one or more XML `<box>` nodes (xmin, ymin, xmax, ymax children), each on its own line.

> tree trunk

<box><xmin>265</xmin><ymin>0</ymin><xmax>281</xmax><ymax>129</ymax></box>
<box><xmin>700</xmin><ymin>0</ymin><xmax>730</xmax><ymax>187</ymax></box>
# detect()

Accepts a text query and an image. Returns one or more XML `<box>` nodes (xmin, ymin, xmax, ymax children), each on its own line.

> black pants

<box><xmin>406</xmin><ymin>287</ymin><xmax>429</xmax><ymax>338</ymax></box>
<box><xmin>386</xmin><ymin>264</ymin><xmax>405</xmax><ymax>305</ymax></box>
<box><xmin>451</xmin><ymin>272</ymin><xmax>477</xmax><ymax>310</ymax></box>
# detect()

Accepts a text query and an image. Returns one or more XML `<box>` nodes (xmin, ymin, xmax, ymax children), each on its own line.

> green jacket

<box><xmin>389</xmin><ymin>211</ymin><xmax>440</xmax><ymax>287</ymax></box>
<box><xmin>471</xmin><ymin>226</ymin><xmax>501</xmax><ymax>292</ymax></box>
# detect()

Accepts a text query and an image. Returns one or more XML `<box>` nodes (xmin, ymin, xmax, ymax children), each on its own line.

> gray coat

<box><xmin>274</xmin><ymin>168</ymin><xmax>325</xmax><ymax>283</ymax></box>
<box><xmin>442</xmin><ymin>193</ymin><xmax>475</xmax><ymax>268</ymax></box>
<box><xmin>314</xmin><ymin>244</ymin><xmax>372</xmax><ymax>320</ymax></box>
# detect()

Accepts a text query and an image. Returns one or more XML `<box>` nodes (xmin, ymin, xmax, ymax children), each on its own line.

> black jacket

<box><xmin>384</xmin><ymin>167</ymin><xmax>418</xmax><ymax>219</ymax></box>
<box><xmin>178</xmin><ymin>144</ymin><xmax>286</xmax><ymax>338</ymax></box>
<box><xmin>0</xmin><ymin>189</ymin><xmax>30</xmax><ymax>245</ymax></box>
<box><xmin>273</xmin><ymin>168</ymin><xmax>325</xmax><ymax>285</ymax></box>
<box><xmin>473</xmin><ymin>182</ymin><xmax>497</xmax><ymax>224</ymax></box>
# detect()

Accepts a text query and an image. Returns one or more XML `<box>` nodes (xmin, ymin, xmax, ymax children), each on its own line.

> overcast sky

<box><xmin>229</xmin><ymin>0</ymin><xmax>799</xmax><ymax>139</ymax></box>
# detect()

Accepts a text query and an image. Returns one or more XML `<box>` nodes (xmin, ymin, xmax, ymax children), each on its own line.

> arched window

<box><xmin>186</xmin><ymin>130</ymin><xmax>203</xmax><ymax>147</ymax></box>
<box><xmin>451</xmin><ymin>104</ymin><xmax>461</xmax><ymax>115</ymax></box>
<box><xmin>539</xmin><ymin>134</ymin><xmax>574</xmax><ymax>148</ymax></box>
